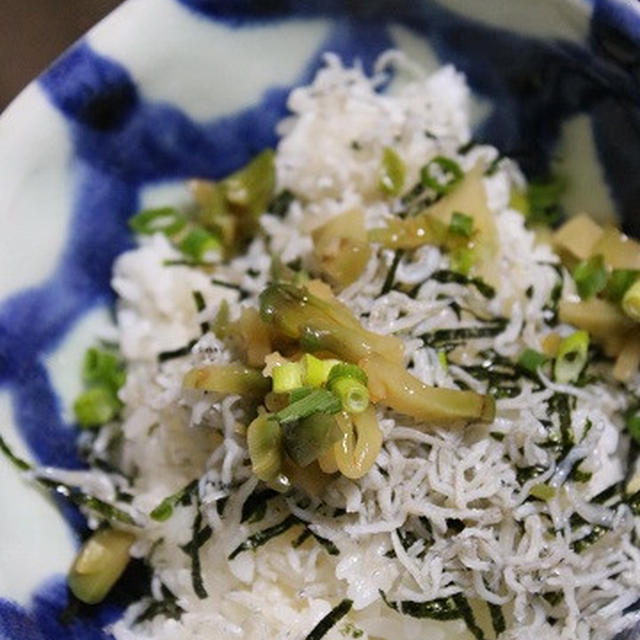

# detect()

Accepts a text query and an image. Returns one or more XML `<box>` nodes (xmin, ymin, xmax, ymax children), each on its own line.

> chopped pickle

<box><xmin>183</xmin><ymin>363</ymin><xmax>270</xmax><ymax>397</ymax></box>
<box><xmin>592</xmin><ymin>226</ymin><xmax>640</xmax><ymax>271</ymax></box>
<box><xmin>189</xmin><ymin>149</ymin><xmax>275</xmax><ymax>252</ymax></box>
<box><xmin>622</xmin><ymin>279</ymin><xmax>640</xmax><ymax>322</ymax></box>
<box><xmin>283</xmin><ymin>413</ymin><xmax>341</xmax><ymax>467</ymax></box>
<box><xmin>259</xmin><ymin>284</ymin><xmax>404</xmax><ymax>365</ymax></box>
<box><xmin>237</xmin><ymin>307</ymin><xmax>273</xmax><ymax>367</ymax></box>
<box><xmin>379</xmin><ymin>147</ymin><xmax>406</xmax><ymax>196</ymax></box>
<box><xmin>553</xmin><ymin>214</ymin><xmax>603</xmax><ymax>262</ymax></box>
<box><xmin>558</xmin><ymin>298</ymin><xmax>636</xmax><ymax>357</ymax></box>
<box><xmin>361</xmin><ymin>354</ymin><xmax>495</xmax><ymax>424</ymax></box>
<box><xmin>369</xmin><ymin>165</ymin><xmax>498</xmax><ymax>283</ymax></box>
<box><xmin>613</xmin><ymin>337</ymin><xmax>640</xmax><ymax>382</ymax></box>
<box><xmin>68</xmin><ymin>529</ymin><xmax>135</xmax><ymax>604</ymax></box>
<box><xmin>313</xmin><ymin>212</ymin><xmax>371</xmax><ymax>289</ymax></box>
<box><xmin>247</xmin><ymin>413</ymin><xmax>282</xmax><ymax>482</ymax></box>
<box><xmin>332</xmin><ymin>408</ymin><xmax>383</xmax><ymax>479</ymax></box>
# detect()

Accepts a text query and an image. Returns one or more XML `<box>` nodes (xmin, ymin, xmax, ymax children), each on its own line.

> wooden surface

<box><xmin>0</xmin><ymin>1</ymin><xmax>125</xmax><ymax>111</ymax></box>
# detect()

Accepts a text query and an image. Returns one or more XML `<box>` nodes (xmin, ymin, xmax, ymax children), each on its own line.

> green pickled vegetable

<box><xmin>247</xmin><ymin>413</ymin><xmax>283</xmax><ymax>482</ymax></box>
<box><xmin>283</xmin><ymin>413</ymin><xmax>341</xmax><ymax>467</ymax></box>
<box><xmin>572</xmin><ymin>254</ymin><xmax>607</xmax><ymax>299</ymax></box>
<box><xmin>74</xmin><ymin>386</ymin><xmax>121</xmax><ymax>428</ymax></box>
<box><xmin>622</xmin><ymin>279</ymin><xmax>640</xmax><ymax>322</ymax></box>
<box><xmin>183</xmin><ymin>363</ymin><xmax>271</xmax><ymax>397</ymax></box>
<box><xmin>274</xmin><ymin>389</ymin><xmax>341</xmax><ymax>424</ymax></box>
<box><xmin>449</xmin><ymin>211</ymin><xmax>474</xmax><ymax>237</ymax></box>
<box><xmin>128</xmin><ymin>207</ymin><xmax>187</xmax><ymax>237</ymax></box>
<box><xmin>379</xmin><ymin>147</ymin><xmax>406</xmax><ymax>196</ymax></box>
<box><xmin>554</xmin><ymin>331</ymin><xmax>589</xmax><ymax>383</ymax></box>
<box><xmin>259</xmin><ymin>284</ymin><xmax>404</xmax><ymax>365</ymax></box>
<box><xmin>68</xmin><ymin>529</ymin><xmax>135</xmax><ymax>604</ymax></box>
<box><xmin>605</xmin><ymin>269</ymin><xmax>639</xmax><ymax>303</ymax></box>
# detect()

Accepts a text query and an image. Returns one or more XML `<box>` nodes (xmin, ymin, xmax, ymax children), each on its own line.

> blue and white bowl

<box><xmin>1</xmin><ymin>1</ymin><xmax>639</xmax><ymax>637</ymax></box>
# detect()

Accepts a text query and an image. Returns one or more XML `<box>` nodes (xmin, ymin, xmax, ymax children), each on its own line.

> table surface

<box><xmin>0</xmin><ymin>1</ymin><xmax>125</xmax><ymax>111</ymax></box>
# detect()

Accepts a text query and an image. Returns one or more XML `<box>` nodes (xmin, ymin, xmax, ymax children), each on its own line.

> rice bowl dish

<box><xmin>4</xmin><ymin>52</ymin><xmax>640</xmax><ymax>640</ymax></box>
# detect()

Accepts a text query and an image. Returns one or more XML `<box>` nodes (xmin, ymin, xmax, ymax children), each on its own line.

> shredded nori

<box><xmin>240</xmin><ymin>488</ymin><xmax>280</xmax><ymax>524</ymax></box>
<box><xmin>488</xmin><ymin>602</ymin><xmax>506</xmax><ymax>635</ymax></box>
<box><xmin>572</xmin><ymin>525</ymin><xmax>607</xmax><ymax>553</ymax></box>
<box><xmin>210</xmin><ymin>278</ymin><xmax>251</xmax><ymax>300</ymax></box>
<box><xmin>542</xmin><ymin>263</ymin><xmax>564</xmax><ymax>326</ymax></box>
<box><xmin>157</xmin><ymin>339</ymin><xmax>198</xmax><ymax>362</ymax></box>
<box><xmin>453</xmin><ymin>594</ymin><xmax>485</xmax><ymax>640</ymax></box>
<box><xmin>268</xmin><ymin>189</ymin><xmax>295</xmax><ymax>217</ymax></box>
<box><xmin>304</xmin><ymin>599</ymin><xmax>353</xmax><ymax>640</ymax></box>
<box><xmin>429</xmin><ymin>269</ymin><xmax>495</xmax><ymax>299</ymax></box>
<box><xmin>292</xmin><ymin>527</ymin><xmax>339</xmax><ymax>556</ymax></box>
<box><xmin>381</xmin><ymin>591</ymin><xmax>461</xmax><ymax>621</ymax></box>
<box><xmin>228</xmin><ymin>514</ymin><xmax>301</xmax><ymax>560</ymax></box>
<box><xmin>381</xmin><ymin>249</ymin><xmax>405</xmax><ymax>296</ymax></box>
<box><xmin>547</xmin><ymin>393</ymin><xmax>575</xmax><ymax>452</ymax></box>
<box><xmin>134</xmin><ymin>585</ymin><xmax>184</xmax><ymax>625</ymax></box>
<box><xmin>192</xmin><ymin>290</ymin><xmax>209</xmax><ymax>334</ymax></box>
<box><xmin>0</xmin><ymin>434</ymin><xmax>136</xmax><ymax>525</ymax></box>
<box><xmin>420</xmin><ymin>320</ymin><xmax>507</xmax><ymax>349</ymax></box>
<box><xmin>180</xmin><ymin>508</ymin><xmax>211</xmax><ymax>599</ymax></box>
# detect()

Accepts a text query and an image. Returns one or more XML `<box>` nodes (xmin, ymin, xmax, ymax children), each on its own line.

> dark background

<box><xmin>0</xmin><ymin>1</ymin><xmax>125</xmax><ymax>111</ymax></box>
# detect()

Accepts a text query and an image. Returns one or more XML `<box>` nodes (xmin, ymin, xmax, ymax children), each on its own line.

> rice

<box><xmin>61</xmin><ymin>54</ymin><xmax>640</xmax><ymax>639</ymax></box>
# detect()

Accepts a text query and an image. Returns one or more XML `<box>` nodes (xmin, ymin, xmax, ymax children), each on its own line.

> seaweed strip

<box><xmin>134</xmin><ymin>585</ymin><xmax>184</xmax><ymax>625</ymax></box>
<box><xmin>380</xmin><ymin>590</ymin><xmax>461</xmax><ymax>621</ymax></box>
<box><xmin>420</xmin><ymin>321</ymin><xmax>507</xmax><ymax>349</ymax></box>
<box><xmin>157</xmin><ymin>340</ymin><xmax>198</xmax><ymax>362</ymax></box>
<box><xmin>268</xmin><ymin>189</ymin><xmax>295</xmax><ymax>217</ymax></box>
<box><xmin>0</xmin><ymin>434</ymin><xmax>136</xmax><ymax>525</ymax></box>
<box><xmin>228</xmin><ymin>514</ymin><xmax>301</xmax><ymax>560</ymax></box>
<box><xmin>192</xmin><ymin>290</ymin><xmax>209</xmax><ymax>334</ymax></box>
<box><xmin>304</xmin><ymin>599</ymin><xmax>353</xmax><ymax>640</ymax></box>
<box><xmin>240</xmin><ymin>488</ymin><xmax>280</xmax><ymax>524</ymax></box>
<box><xmin>488</xmin><ymin>602</ymin><xmax>506</xmax><ymax>635</ymax></box>
<box><xmin>292</xmin><ymin>527</ymin><xmax>339</xmax><ymax>556</ymax></box>
<box><xmin>453</xmin><ymin>594</ymin><xmax>485</xmax><ymax>640</ymax></box>
<box><xmin>430</xmin><ymin>270</ymin><xmax>495</xmax><ymax>299</ymax></box>
<box><xmin>150</xmin><ymin>479</ymin><xmax>199</xmax><ymax>521</ymax></box>
<box><xmin>180</xmin><ymin>509</ymin><xmax>211</xmax><ymax>599</ymax></box>
<box><xmin>381</xmin><ymin>249</ymin><xmax>404</xmax><ymax>296</ymax></box>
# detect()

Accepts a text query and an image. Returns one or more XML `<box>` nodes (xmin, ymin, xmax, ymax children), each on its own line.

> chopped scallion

<box><xmin>274</xmin><ymin>389</ymin><xmax>341</xmax><ymax>424</ymax></box>
<box><xmin>302</xmin><ymin>354</ymin><xmax>339</xmax><ymax>388</ymax></box>
<box><xmin>554</xmin><ymin>331</ymin><xmax>589</xmax><ymax>384</ymax></box>
<box><xmin>448</xmin><ymin>211</ymin><xmax>474</xmax><ymax>237</ymax></box>
<box><xmin>379</xmin><ymin>147</ymin><xmax>406</xmax><ymax>196</ymax></box>
<box><xmin>128</xmin><ymin>207</ymin><xmax>187</xmax><ymax>236</ymax></box>
<box><xmin>517</xmin><ymin>348</ymin><xmax>547</xmax><ymax>375</ymax></box>
<box><xmin>572</xmin><ymin>254</ymin><xmax>607</xmax><ymax>299</ymax></box>
<box><xmin>326</xmin><ymin>363</ymin><xmax>368</xmax><ymax>388</ymax></box>
<box><xmin>622</xmin><ymin>279</ymin><xmax>640</xmax><ymax>322</ymax></box>
<box><xmin>530</xmin><ymin>483</ymin><xmax>556</xmax><ymax>501</ymax></box>
<box><xmin>179</xmin><ymin>226</ymin><xmax>221</xmax><ymax>262</ymax></box>
<box><xmin>420</xmin><ymin>156</ymin><xmax>463</xmax><ymax>195</ymax></box>
<box><xmin>626</xmin><ymin>410</ymin><xmax>640</xmax><ymax>444</ymax></box>
<box><xmin>272</xmin><ymin>362</ymin><xmax>304</xmax><ymax>393</ymax></box>
<box><xmin>330</xmin><ymin>377</ymin><xmax>370</xmax><ymax>414</ymax></box>
<box><xmin>73</xmin><ymin>386</ymin><xmax>120</xmax><ymax>428</ymax></box>
<box><xmin>605</xmin><ymin>268</ymin><xmax>639</xmax><ymax>303</ymax></box>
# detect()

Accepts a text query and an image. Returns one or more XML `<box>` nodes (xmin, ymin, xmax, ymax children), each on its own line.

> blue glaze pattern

<box><xmin>1</xmin><ymin>1</ymin><xmax>639</xmax><ymax>638</ymax></box>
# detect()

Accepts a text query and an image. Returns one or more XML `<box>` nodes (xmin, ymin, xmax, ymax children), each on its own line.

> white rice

<box><xmin>71</xmin><ymin>54</ymin><xmax>640</xmax><ymax>640</ymax></box>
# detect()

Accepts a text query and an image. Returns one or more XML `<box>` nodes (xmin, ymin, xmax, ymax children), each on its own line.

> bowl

<box><xmin>1</xmin><ymin>1</ymin><xmax>639</xmax><ymax>638</ymax></box>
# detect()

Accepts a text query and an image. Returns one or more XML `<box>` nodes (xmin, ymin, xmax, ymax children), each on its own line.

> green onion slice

<box><xmin>554</xmin><ymin>330</ymin><xmax>589</xmax><ymax>384</ymax></box>
<box><xmin>179</xmin><ymin>226</ymin><xmax>221</xmax><ymax>261</ymax></box>
<box><xmin>128</xmin><ymin>207</ymin><xmax>187</xmax><ymax>237</ymax></box>
<box><xmin>274</xmin><ymin>389</ymin><xmax>341</xmax><ymax>424</ymax></box>
<box><xmin>420</xmin><ymin>156</ymin><xmax>463</xmax><ymax>195</ymax></box>
<box><xmin>73</xmin><ymin>385</ymin><xmax>120</xmax><ymax>428</ymax></box>
<box><xmin>518</xmin><ymin>348</ymin><xmax>547</xmax><ymax>375</ymax></box>
<box><xmin>379</xmin><ymin>147</ymin><xmax>406</xmax><ymax>196</ymax></box>
<box><xmin>448</xmin><ymin>211</ymin><xmax>474</xmax><ymax>237</ymax></box>
<box><xmin>572</xmin><ymin>254</ymin><xmax>607</xmax><ymax>299</ymax></box>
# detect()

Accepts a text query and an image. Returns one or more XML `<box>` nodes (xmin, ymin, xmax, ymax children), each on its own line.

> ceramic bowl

<box><xmin>1</xmin><ymin>1</ymin><xmax>639</xmax><ymax>638</ymax></box>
